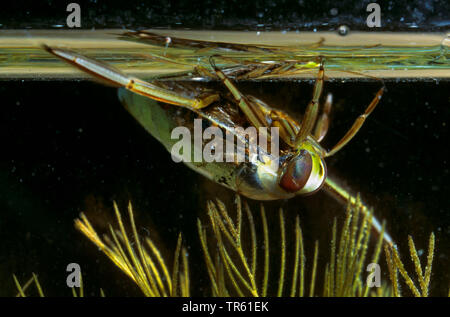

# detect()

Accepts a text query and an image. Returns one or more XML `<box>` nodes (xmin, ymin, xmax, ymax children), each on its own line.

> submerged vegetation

<box><xmin>75</xmin><ymin>202</ymin><xmax>190</xmax><ymax>297</ymax></box>
<box><xmin>12</xmin><ymin>195</ymin><xmax>444</xmax><ymax>297</ymax></box>
<box><xmin>198</xmin><ymin>195</ymin><xmax>383</xmax><ymax>297</ymax></box>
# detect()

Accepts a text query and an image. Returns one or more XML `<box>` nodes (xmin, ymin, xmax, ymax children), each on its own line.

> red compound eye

<box><xmin>279</xmin><ymin>150</ymin><xmax>313</xmax><ymax>193</ymax></box>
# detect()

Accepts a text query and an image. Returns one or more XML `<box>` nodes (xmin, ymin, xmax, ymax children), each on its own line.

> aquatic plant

<box><xmin>198</xmin><ymin>195</ymin><xmax>385</xmax><ymax>297</ymax></box>
<box><xmin>14</xmin><ymin>194</ymin><xmax>433</xmax><ymax>297</ymax></box>
<box><xmin>13</xmin><ymin>271</ymin><xmax>106</xmax><ymax>297</ymax></box>
<box><xmin>13</xmin><ymin>273</ymin><xmax>45</xmax><ymax>297</ymax></box>
<box><xmin>74</xmin><ymin>202</ymin><xmax>190</xmax><ymax>297</ymax></box>
<box><xmin>384</xmin><ymin>233</ymin><xmax>435</xmax><ymax>297</ymax></box>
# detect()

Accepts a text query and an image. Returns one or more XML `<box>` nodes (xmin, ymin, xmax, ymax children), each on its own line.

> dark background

<box><xmin>0</xmin><ymin>0</ymin><xmax>449</xmax><ymax>297</ymax></box>
<box><xmin>0</xmin><ymin>79</ymin><xmax>449</xmax><ymax>296</ymax></box>
<box><xmin>0</xmin><ymin>0</ymin><xmax>448</xmax><ymax>31</ymax></box>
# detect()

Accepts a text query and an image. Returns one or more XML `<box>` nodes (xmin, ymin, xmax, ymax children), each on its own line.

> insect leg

<box><xmin>247</xmin><ymin>95</ymin><xmax>310</xmax><ymax>148</ymax></box>
<box><xmin>122</xmin><ymin>30</ymin><xmax>274</xmax><ymax>53</ymax></box>
<box><xmin>266</xmin><ymin>108</ymin><xmax>302</xmax><ymax>147</ymax></box>
<box><xmin>209</xmin><ymin>58</ymin><xmax>305</xmax><ymax>147</ymax></box>
<box><xmin>209</xmin><ymin>56</ymin><xmax>268</xmax><ymax>129</ymax></box>
<box><xmin>294</xmin><ymin>59</ymin><xmax>325</xmax><ymax>147</ymax></box>
<box><xmin>43</xmin><ymin>45</ymin><xmax>219</xmax><ymax>110</ymax></box>
<box><xmin>325</xmin><ymin>85</ymin><xmax>384</xmax><ymax>157</ymax></box>
<box><xmin>313</xmin><ymin>93</ymin><xmax>333</xmax><ymax>142</ymax></box>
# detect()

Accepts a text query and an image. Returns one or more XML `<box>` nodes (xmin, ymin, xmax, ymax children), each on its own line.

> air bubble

<box><xmin>338</xmin><ymin>25</ymin><xmax>349</xmax><ymax>36</ymax></box>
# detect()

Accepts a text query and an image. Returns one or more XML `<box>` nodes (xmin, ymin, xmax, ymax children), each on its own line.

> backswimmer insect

<box><xmin>43</xmin><ymin>32</ymin><xmax>392</xmax><ymax>245</ymax></box>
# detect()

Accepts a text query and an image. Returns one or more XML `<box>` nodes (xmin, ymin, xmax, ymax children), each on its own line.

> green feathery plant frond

<box><xmin>14</xmin><ymin>195</ymin><xmax>444</xmax><ymax>297</ymax></box>
<box><xmin>323</xmin><ymin>194</ymin><xmax>385</xmax><ymax>297</ymax></box>
<box><xmin>74</xmin><ymin>201</ymin><xmax>190</xmax><ymax>297</ymax></box>
<box><xmin>384</xmin><ymin>233</ymin><xmax>435</xmax><ymax>297</ymax></box>
<box><xmin>13</xmin><ymin>273</ymin><xmax>44</xmax><ymax>297</ymax></box>
<box><xmin>12</xmin><ymin>271</ymin><xmax>106</xmax><ymax>297</ymax></box>
<box><xmin>198</xmin><ymin>194</ymin><xmax>386</xmax><ymax>297</ymax></box>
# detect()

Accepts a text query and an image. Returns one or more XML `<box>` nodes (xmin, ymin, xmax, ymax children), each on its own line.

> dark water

<box><xmin>0</xmin><ymin>0</ymin><xmax>448</xmax><ymax>31</ymax></box>
<box><xmin>0</xmin><ymin>78</ymin><xmax>448</xmax><ymax>296</ymax></box>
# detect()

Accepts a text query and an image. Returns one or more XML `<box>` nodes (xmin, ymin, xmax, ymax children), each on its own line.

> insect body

<box><xmin>118</xmin><ymin>84</ymin><xmax>325</xmax><ymax>201</ymax></box>
<box><xmin>43</xmin><ymin>44</ymin><xmax>390</xmax><ymax>244</ymax></box>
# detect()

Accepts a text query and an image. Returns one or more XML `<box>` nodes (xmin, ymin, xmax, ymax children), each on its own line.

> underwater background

<box><xmin>0</xmin><ymin>0</ymin><xmax>449</xmax><ymax>296</ymax></box>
